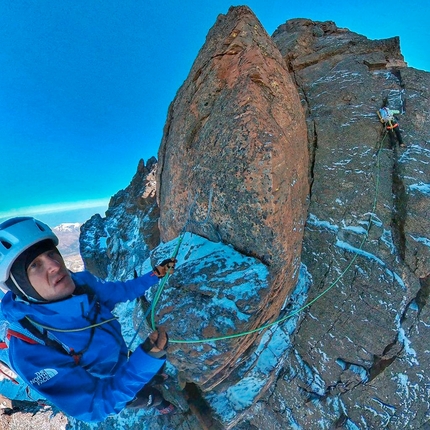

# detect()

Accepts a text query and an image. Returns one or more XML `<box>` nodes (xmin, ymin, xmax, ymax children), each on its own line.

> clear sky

<box><xmin>1</xmin><ymin>0</ymin><xmax>429</xmax><ymax>224</ymax></box>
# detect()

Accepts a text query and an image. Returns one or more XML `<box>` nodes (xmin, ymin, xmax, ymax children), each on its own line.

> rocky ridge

<box><xmin>156</xmin><ymin>5</ymin><xmax>309</xmax><ymax>394</ymax></box>
<box><xmin>80</xmin><ymin>157</ymin><xmax>160</xmax><ymax>281</ymax></box>
<box><xmin>256</xmin><ymin>17</ymin><xmax>430</xmax><ymax>430</ymax></box>
<box><xmin>21</xmin><ymin>6</ymin><xmax>428</xmax><ymax>430</ymax></box>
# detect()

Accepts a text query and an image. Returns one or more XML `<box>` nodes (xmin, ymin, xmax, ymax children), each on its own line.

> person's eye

<box><xmin>28</xmin><ymin>261</ymin><xmax>39</xmax><ymax>270</ymax></box>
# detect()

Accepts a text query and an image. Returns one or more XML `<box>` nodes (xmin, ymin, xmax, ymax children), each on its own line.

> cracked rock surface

<box><xmin>238</xmin><ymin>17</ymin><xmax>430</xmax><ymax>430</ymax></box>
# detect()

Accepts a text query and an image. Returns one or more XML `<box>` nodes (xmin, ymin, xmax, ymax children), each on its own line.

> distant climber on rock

<box><xmin>377</xmin><ymin>105</ymin><xmax>406</xmax><ymax>148</ymax></box>
<box><xmin>0</xmin><ymin>217</ymin><xmax>177</xmax><ymax>422</ymax></box>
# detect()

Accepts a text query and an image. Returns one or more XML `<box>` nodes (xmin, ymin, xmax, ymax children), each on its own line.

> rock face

<box><xmin>80</xmin><ymin>157</ymin><xmax>159</xmax><ymax>281</ymax></box>
<box><xmin>237</xmin><ymin>18</ymin><xmax>430</xmax><ymax>430</ymax></box>
<box><xmin>149</xmin><ymin>233</ymin><xmax>271</xmax><ymax>393</ymax></box>
<box><xmin>76</xmin><ymin>9</ymin><xmax>430</xmax><ymax>430</ymax></box>
<box><xmin>157</xmin><ymin>6</ymin><xmax>309</xmax><ymax>272</ymax></box>
<box><xmin>155</xmin><ymin>5</ymin><xmax>309</xmax><ymax>390</ymax></box>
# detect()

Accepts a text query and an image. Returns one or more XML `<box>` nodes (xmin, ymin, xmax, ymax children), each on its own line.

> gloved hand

<box><xmin>141</xmin><ymin>327</ymin><xmax>169</xmax><ymax>358</ymax></box>
<box><xmin>153</xmin><ymin>258</ymin><xmax>177</xmax><ymax>278</ymax></box>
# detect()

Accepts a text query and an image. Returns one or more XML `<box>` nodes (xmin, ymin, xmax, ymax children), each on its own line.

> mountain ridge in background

<box><xmin>53</xmin><ymin>223</ymin><xmax>84</xmax><ymax>272</ymax></box>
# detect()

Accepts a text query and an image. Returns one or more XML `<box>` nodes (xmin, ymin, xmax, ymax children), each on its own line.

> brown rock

<box><xmin>237</xmin><ymin>18</ymin><xmax>430</xmax><ymax>430</ymax></box>
<box><xmin>157</xmin><ymin>6</ymin><xmax>308</xmax><ymax>272</ymax></box>
<box><xmin>76</xmin><ymin>10</ymin><xmax>429</xmax><ymax>430</ymax></box>
<box><xmin>155</xmin><ymin>5</ymin><xmax>308</xmax><ymax>394</ymax></box>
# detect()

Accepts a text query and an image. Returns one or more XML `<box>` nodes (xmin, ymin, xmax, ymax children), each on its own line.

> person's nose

<box><xmin>45</xmin><ymin>255</ymin><xmax>61</xmax><ymax>273</ymax></box>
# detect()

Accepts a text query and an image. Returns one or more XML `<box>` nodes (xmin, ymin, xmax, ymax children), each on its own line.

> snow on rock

<box><xmin>205</xmin><ymin>264</ymin><xmax>312</xmax><ymax>429</ymax></box>
<box><xmin>243</xmin><ymin>18</ymin><xmax>430</xmax><ymax>430</ymax></box>
<box><xmin>147</xmin><ymin>232</ymin><xmax>271</xmax><ymax>392</ymax></box>
<box><xmin>80</xmin><ymin>158</ymin><xmax>159</xmax><ymax>281</ymax></box>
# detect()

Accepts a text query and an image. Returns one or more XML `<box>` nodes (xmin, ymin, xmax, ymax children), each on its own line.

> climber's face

<box><xmin>27</xmin><ymin>249</ymin><xmax>76</xmax><ymax>301</ymax></box>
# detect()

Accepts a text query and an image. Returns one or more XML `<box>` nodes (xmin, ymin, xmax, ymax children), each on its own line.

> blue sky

<box><xmin>1</xmin><ymin>0</ymin><xmax>429</xmax><ymax>225</ymax></box>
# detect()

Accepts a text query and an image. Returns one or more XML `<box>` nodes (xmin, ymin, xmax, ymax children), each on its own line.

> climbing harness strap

<box><xmin>5</xmin><ymin>329</ymin><xmax>38</xmax><ymax>345</ymax></box>
<box><xmin>11</xmin><ymin>300</ymin><xmax>116</xmax><ymax>364</ymax></box>
<box><xmin>16</xmin><ymin>318</ymin><xmax>85</xmax><ymax>364</ymax></box>
<box><xmin>386</xmin><ymin>120</ymin><xmax>399</xmax><ymax>130</ymax></box>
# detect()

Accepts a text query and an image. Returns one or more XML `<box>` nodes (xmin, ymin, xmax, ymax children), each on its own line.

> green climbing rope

<box><xmin>25</xmin><ymin>316</ymin><xmax>118</xmax><ymax>333</ymax></box>
<box><xmin>148</xmin><ymin>133</ymin><xmax>388</xmax><ymax>345</ymax></box>
<box><xmin>150</xmin><ymin>232</ymin><xmax>185</xmax><ymax>330</ymax></box>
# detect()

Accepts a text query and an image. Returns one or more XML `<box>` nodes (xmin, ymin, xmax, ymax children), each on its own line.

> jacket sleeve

<box><xmin>8</xmin><ymin>337</ymin><xmax>165</xmax><ymax>422</ymax></box>
<box><xmin>72</xmin><ymin>271</ymin><xmax>159</xmax><ymax>309</ymax></box>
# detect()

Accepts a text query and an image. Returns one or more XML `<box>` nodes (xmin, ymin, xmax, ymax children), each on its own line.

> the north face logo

<box><xmin>30</xmin><ymin>369</ymin><xmax>58</xmax><ymax>386</ymax></box>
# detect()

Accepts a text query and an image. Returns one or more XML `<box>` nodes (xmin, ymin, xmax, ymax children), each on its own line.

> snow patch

<box><xmin>397</xmin><ymin>327</ymin><xmax>419</xmax><ymax>366</ymax></box>
<box><xmin>335</xmin><ymin>239</ymin><xmax>405</xmax><ymax>289</ymax></box>
<box><xmin>206</xmin><ymin>264</ymin><xmax>312</xmax><ymax>423</ymax></box>
<box><xmin>307</xmin><ymin>214</ymin><xmax>339</xmax><ymax>232</ymax></box>
<box><xmin>410</xmin><ymin>235</ymin><xmax>430</xmax><ymax>248</ymax></box>
<box><xmin>225</xmin><ymin>377</ymin><xmax>267</xmax><ymax>410</ymax></box>
<box><xmin>409</xmin><ymin>182</ymin><xmax>430</xmax><ymax>195</ymax></box>
<box><xmin>381</xmin><ymin>229</ymin><xmax>396</xmax><ymax>254</ymax></box>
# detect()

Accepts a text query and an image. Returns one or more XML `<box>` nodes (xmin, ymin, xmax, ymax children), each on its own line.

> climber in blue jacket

<box><xmin>0</xmin><ymin>217</ymin><xmax>176</xmax><ymax>422</ymax></box>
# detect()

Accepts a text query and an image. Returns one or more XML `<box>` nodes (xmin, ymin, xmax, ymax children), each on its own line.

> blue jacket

<box><xmin>1</xmin><ymin>271</ymin><xmax>164</xmax><ymax>422</ymax></box>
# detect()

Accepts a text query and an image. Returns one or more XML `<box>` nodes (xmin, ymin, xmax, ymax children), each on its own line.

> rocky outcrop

<box><xmin>155</xmin><ymin>5</ymin><xmax>309</xmax><ymax>391</ymax></box>
<box><xmin>237</xmin><ymin>18</ymin><xmax>430</xmax><ymax>430</ymax></box>
<box><xmin>157</xmin><ymin>7</ymin><xmax>308</xmax><ymax>272</ymax></box>
<box><xmin>76</xmin><ymin>9</ymin><xmax>429</xmax><ymax>430</ymax></box>
<box><xmin>80</xmin><ymin>157</ymin><xmax>159</xmax><ymax>281</ymax></box>
<box><xmin>274</xmin><ymin>18</ymin><xmax>406</xmax><ymax>72</ymax></box>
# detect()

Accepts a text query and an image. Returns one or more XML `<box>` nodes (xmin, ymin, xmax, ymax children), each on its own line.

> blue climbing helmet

<box><xmin>0</xmin><ymin>217</ymin><xmax>59</xmax><ymax>298</ymax></box>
